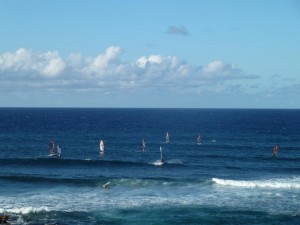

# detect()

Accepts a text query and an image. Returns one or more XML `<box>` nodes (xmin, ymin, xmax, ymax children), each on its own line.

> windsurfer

<box><xmin>0</xmin><ymin>215</ymin><xmax>9</xmax><ymax>223</ymax></box>
<box><xmin>166</xmin><ymin>132</ymin><xmax>170</xmax><ymax>143</ymax></box>
<box><xmin>160</xmin><ymin>146</ymin><xmax>164</xmax><ymax>163</ymax></box>
<box><xmin>100</xmin><ymin>140</ymin><xmax>104</xmax><ymax>153</ymax></box>
<box><xmin>141</xmin><ymin>139</ymin><xmax>145</xmax><ymax>151</ymax></box>
<box><xmin>272</xmin><ymin>144</ymin><xmax>279</xmax><ymax>157</ymax></box>
<box><xmin>103</xmin><ymin>181</ymin><xmax>110</xmax><ymax>189</ymax></box>
<box><xmin>56</xmin><ymin>144</ymin><xmax>62</xmax><ymax>158</ymax></box>
<box><xmin>49</xmin><ymin>140</ymin><xmax>55</xmax><ymax>155</ymax></box>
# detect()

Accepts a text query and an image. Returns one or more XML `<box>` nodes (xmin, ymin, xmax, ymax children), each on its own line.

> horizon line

<box><xmin>0</xmin><ymin>107</ymin><xmax>299</xmax><ymax>110</ymax></box>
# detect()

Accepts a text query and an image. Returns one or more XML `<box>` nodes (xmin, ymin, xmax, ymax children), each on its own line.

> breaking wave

<box><xmin>212</xmin><ymin>177</ymin><xmax>300</xmax><ymax>189</ymax></box>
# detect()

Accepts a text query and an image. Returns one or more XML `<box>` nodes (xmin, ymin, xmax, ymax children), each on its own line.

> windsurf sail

<box><xmin>141</xmin><ymin>139</ymin><xmax>146</xmax><ymax>151</ymax></box>
<box><xmin>56</xmin><ymin>145</ymin><xmax>62</xmax><ymax>158</ymax></box>
<box><xmin>154</xmin><ymin>147</ymin><xmax>164</xmax><ymax>166</ymax></box>
<box><xmin>160</xmin><ymin>146</ymin><xmax>164</xmax><ymax>164</ymax></box>
<box><xmin>166</xmin><ymin>132</ymin><xmax>170</xmax><ymax>143</ymax></box>
<box><xmin>197</xmin><ymin>133</ymin><xmax>202</xmax><ymax>144</ymax></box>
<box><xmin>100</xmin><ymin>140</ymin><xmax>105</xmax><ymax>152</ymax></box>
<box><xmin>272</xmin><ymin>144</ymin><xmax>279</xmax><ymax>156</ymax></box>
<box><xmin>49</xmin><ymin>140</ymin><xmax>55</xmax><ymax>154</ymax></box>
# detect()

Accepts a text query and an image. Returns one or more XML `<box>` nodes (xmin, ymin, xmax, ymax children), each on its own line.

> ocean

<box><xmin>0</xmin><ymin>108</ymin><xmax>299</xmax><ymax>225</ymax></box>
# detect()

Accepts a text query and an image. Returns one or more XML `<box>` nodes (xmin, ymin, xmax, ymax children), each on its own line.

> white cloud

<box><xmin>0</xmin><ymin>48</ymin><xmax>65</xmax><ymax>78</ymax></box>
<box><xmin>137</xmin><ymin>55</ymin><xmax>163</xmax><ymax>68</ymax></box>
<box><xmin>83</xmin><ymin>46</ymin><xmax>122</xmax><ymax>75</ymax></box>
<box><xmin>0</xmin><ymin>47</ymin><xmax>258</xmax><ymax>92</ymax></box>
<box><xmin>166</xmin><ymin>26</ymin><xmax>189</xmax><ymax>36</ymax></box>
<box><xmin>203</xmin><ymin>60</ymin><xmax>240</xmax><ymax>79</ymax></box>
<box><xmin>0</xmin><ymin>48</ymin><xmax>32</xmax><ymax>71</ymax></box>
<box><xmin>42</xmin><ymin>54</ymin><xmax>65</xmax><ymax>77</ymax></box>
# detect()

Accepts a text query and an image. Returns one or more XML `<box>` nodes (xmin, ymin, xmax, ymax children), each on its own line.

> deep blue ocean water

<box><xmin>0</xmin><ymin>108</ymin><xmax>300</xmax><ymax>225</ymax></box>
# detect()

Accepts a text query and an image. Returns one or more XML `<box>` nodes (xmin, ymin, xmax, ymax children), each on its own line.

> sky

<box><xmin>0</xmin><ymin>0</ymin><xmax>299</xmax><ymax>108</ymax></box>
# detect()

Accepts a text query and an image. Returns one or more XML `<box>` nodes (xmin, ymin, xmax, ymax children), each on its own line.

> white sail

<box><xmin>159</xmin><ymin>146</ymin><xmax>164</xmax><ymax>165</ymax></box>
<box><xmin>56</xmin><ymin>145</ymin><xmax>62</xmax><ymax>158</ymax></box>
<box><xmin>141</xmin><ymin>139</ymin><xmax>146</xmax><ymax>151</ymax></box>
<box><xmin>154</xmin><ymin>146</ymin><xmax>164</xmax><ymax>166</ymax></box>
<box><xmin>100</xmin><ymin>140</ymin><xmax>104</xmax><ymax>152</ymax></box>
<box><xmin>166</xmin><ymin>132</ymin><xmax>170</xmax><ymax>143</ymax></box>
<box><xmin>197</xmin><ymin>133</ymin><xmax>202</xmax><ymax>144</ymax></box>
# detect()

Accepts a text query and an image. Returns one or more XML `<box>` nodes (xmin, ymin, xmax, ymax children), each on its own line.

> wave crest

<box><xmin>212</xmin><ymin>177</ymin><xmax>300</xmax><ymax>189</ymax></box>
<box><xmin>0</xmin><ymin>206</ymin><xmax>49</xmax><ymax>214</ymax></box>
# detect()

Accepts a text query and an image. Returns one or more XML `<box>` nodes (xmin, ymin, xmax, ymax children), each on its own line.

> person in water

<box><xmin>103</xmin><ymin>181</ymin><xmax>110</xmax><ymax>190</ymax></box>
<box><xmin>272</xmin><ymin>144</ymin><xmax>279</xmax><ymax>157</ymax></box>
<box><xmin>49</xmin><ymin>140</ymin><xmax>55</xmax><ymax>154</ymax></box>
<box><xmin>0</xmin><ymin>215</ymin><xmax>9</xmax><ymax>223</ymax></box>
<box><xmin>56</xmin><ymin>144</ymin><xmax>62</xmax><ymax>158</ymax></box>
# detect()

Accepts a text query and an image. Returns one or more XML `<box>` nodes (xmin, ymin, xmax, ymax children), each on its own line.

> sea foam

<box><xmin>0</xmin><ymin>206</ymin><xmax>49</xmax><ymax>214</ymax></box>
<box><xmin>212</xmin><ymin>177</ymin><xmax>300</xmax><ymax>189</ymax></box>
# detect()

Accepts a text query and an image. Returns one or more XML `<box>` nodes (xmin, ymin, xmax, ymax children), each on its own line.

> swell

<box><xmin>0</xmin><ymin>175</ymin><xmax>104</xmax><ymax>187</ymax></box>
<box><xmin>8</xmin><ymin>174</ymin><xmax>300</xmax><ymax>190</ymax></box>
<box><xmin>1</xmin><ymin>157</ymin><xmax>299</xmax><ymax>176</ymax></box>
<box><xmin>199</xmin><ymin>154</ymin><xmax>300</xmax><ymax>162</ymax></box>
<box><xmin>2</xmin><ymin>155</ymin><xmax>299</xmax><ymax>168</ymax></box>
<box><xmin>0</xmin><ymin>175</ymin><xmax>208</xmax><ymax>188</ymax></box>
<box><xmin>0</xmin><ymin>157</ymin><xmax>185</xmax><ymax>168</ymax></box>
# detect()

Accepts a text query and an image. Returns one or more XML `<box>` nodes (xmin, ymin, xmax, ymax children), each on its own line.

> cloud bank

<box><xmin>0</xmin><ymin>47</ymin><xmax>258</xmax><ymax>92</ymax></box>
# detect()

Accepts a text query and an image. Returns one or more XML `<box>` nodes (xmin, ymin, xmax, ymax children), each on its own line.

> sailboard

<box><xmin>272</xmin><ymin>144</ymin><xmax>279</xmax><ymax>157</ymax></box>
<box><xmin>154</xmin><ymin>146</ymin><xmax>164</xmax><ymax>166</ymax></box>
<box><xmin>166</xmin><ymin>132</ymin><xmax>170</xmax><ymax>143</ymax></box>
<box><xmin>100</xmin><ymin>140</ymin><xmax>105</xmax><ymax>153</ymax></box>
<box><xmin>48</xmin><ymin>140</ymin><xmax>55</xmax><ymax>156</ymax></box>
<box><xmin>141</xmin><ymin>139</ymin><xmax>146</xmax><ymax>151</ymax></box>
<box><xmin>56</xmin><ymin>145</ymin><xmax>62</xmax><ymax>158</ymax></box>
<box><xmin>197</xmin><ymin>133</ymin><xmax>202</xmax><ymax>145</ymax></box>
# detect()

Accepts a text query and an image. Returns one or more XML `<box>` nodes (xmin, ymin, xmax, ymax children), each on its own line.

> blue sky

<box><xmin>0</xmin><ymin>0</ymin><xmax>299</xmax><ymax>108</ymax></box>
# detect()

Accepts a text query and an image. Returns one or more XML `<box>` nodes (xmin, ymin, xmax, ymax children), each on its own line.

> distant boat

<box><xmin>141</xmin><ymin>139</ymin><xmax>146</xmax><ymax>151</ymax></box>
<box><xmin>100</xmin><ymin>140</ymin><xmax>104</xmax><ymax>153</ymax></box>
<box><xmin>197</xmin><ymin>133</ymin><xmax>202</xmax><ymax>145</ymax></box>
<box><xmin>166</xmin><ymin>132</ymin><xmax>170</xmax><ymax>143</ymax></box>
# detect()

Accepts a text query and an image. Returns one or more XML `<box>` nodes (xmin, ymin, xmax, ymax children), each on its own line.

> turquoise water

<box><xmin>0</xmin><ymin>108</ymin><xmax>300</xmax><ymax>224</ymax></box>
